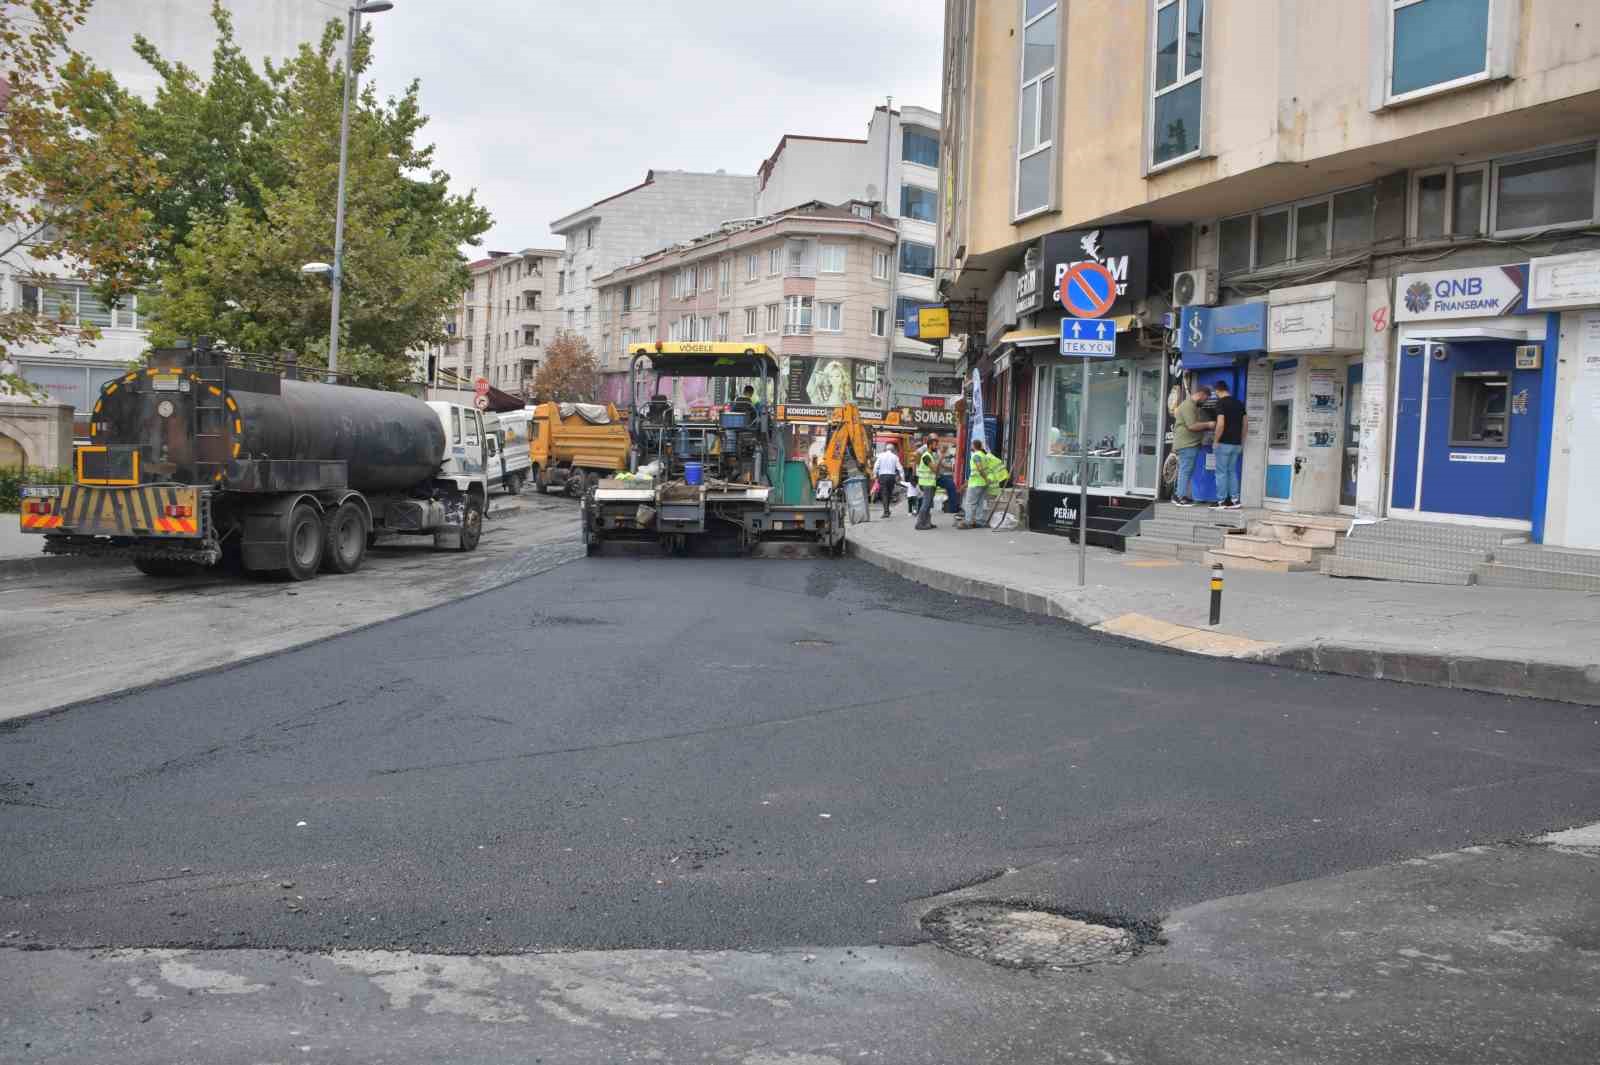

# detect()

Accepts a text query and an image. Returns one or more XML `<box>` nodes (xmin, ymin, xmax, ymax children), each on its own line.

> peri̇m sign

<box><xmin>1039</xmin><ymin>222</ymin><xmax>1150</xmax><ymax>316</ymax></box>
<box><xmin>1393</xmin><ymin>265</ymin><xmax>1528</xmax><ymax>322</ymax></box>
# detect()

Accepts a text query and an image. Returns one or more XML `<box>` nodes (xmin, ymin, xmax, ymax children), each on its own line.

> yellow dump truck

<box><xmin>527</xmin><ymin>402</ymin><xmax>631</xmax><ymax>497</ymax></box>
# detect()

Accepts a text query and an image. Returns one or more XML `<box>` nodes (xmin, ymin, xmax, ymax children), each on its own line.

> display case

<box><xmin>1033</xmin><ymin>358</ymin><xmax>1161</xmax><ymax>494</ymax></box>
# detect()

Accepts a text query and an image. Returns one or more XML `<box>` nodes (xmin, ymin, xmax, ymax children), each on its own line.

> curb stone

<box><xmin>847</xmin><ymin>540</ymin><xmax>1599</xmax><ymax>707</ymax></box>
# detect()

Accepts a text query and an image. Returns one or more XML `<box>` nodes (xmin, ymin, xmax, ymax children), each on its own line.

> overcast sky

<box><xmin>357</xmin><ymin>0</ymin><xmax>943</xmax><ymax>252</ymax></box>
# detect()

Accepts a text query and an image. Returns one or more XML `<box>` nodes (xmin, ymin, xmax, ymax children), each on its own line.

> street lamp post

<box><xmin>326</xmin><ymin>0</ymin><xmax>394</xmax><ymax>381</ymax></box>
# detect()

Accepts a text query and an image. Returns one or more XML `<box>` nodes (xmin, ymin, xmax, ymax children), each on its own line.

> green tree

<box><xmin>0</xmin><ymin>0</ymin><xmax>163</xmax><ymax>390</ymax></box>
<box><xmin>533</xmin><ymin>332</ymin><xmax>599</xmax><ymax>403</ymax></box>
<box><xmin>138</xmin><ymin>12</ymin><xmax>490</xmax><ymax>388</ymax></box>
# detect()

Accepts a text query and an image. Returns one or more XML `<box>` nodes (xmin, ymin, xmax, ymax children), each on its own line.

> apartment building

<box><xmin>756</xmin><ymin>106</ymin><xmax>954</xmax><ymax>407</ymax></box>
<box><xmin>593</xmin><ymin>201</ymin><xmax>898</xmax><ymax>415</ymax></box>
<box><xmin>425</xmin><ymin>249</ymin><xmax>561</xmax><ymax>397</ymax></box>
<box><xmin>941</xmin><ymin>0</ymin><xmax>1600</xmax><ymax>564</ymax></box>
<box><xmin>550</xmin><ymin>169</ymin><xmax>760</xmax><ymax>356</ymax></box>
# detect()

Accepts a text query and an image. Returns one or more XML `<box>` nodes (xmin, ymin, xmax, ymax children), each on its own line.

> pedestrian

<box><xmin>873</xmin><ymin>442</ymin><xmax>903</xmax><ymax>518</ymax></box>
<box><xmin>927</xmin><ymin>433</ymin><xmax>963</xmax><ymax>518</ymax></box>
<box><xmin>960</xmin><ymin>441</ymin><xmax>991</xmax><ymax>528</ymax></box>
<box><xmin>1209</xmin><ymin>379</ymin><xmax>1246</xmax><ymax>511</ymax></box>
<box><xmin>1171</xmin><ymin>384</ymin><xmax>1215</xmax><ymax>507</ymax></box>
<box><xmin>979</xmin><ymin>445</ymin><xmax>1010</xmax><ymax>527</ymax></box>
<box><xmin>914</xmin><ymin>437</ymin><xmax>939</xmax><ymax>530</ymax></box>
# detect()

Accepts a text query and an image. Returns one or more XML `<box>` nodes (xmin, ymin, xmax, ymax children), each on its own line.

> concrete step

<box><xmin>1258</xmin><ymin>511</ymin><xmax>1353</xmax><ymax>534</ymax></box>
<box><xmin>1320</xmin><ymin>555</ymin><xmax>1475</xmax><ymax>586</ymax></box>
<box><xmin>1491</xmin><ymin>543</ymin><xmax>1600</xmax><ymax>577</ymax></box>
<box><xmin>1139</xmin><ymin>519</ymin><xmax>1229</xmax><ymax>545</ymax></box>
<box><xmin>1205</xmin><ymin>549</ymin><xmax>1316</xmax><ymax>573</ymax></box>
<box><xmin>1473</xmin><ymin>563</ymin><xmax>1600</xmax><ymax>593</ymax></box>
<box><xmin>1335</xmin><ymin>538</ymin><xmax>1491</xmax><ymax>570</ymax></box>
<box><xmin>1155</xmin><ymin>503</ymin><xmax>1252</xmax><ymax>528</ymax></box>
<box><xmin>1349</xmin><ymin>519</ymin><xmax>1525</xmax><ymax>552</ymax></box>
<box><xmin>1254</xmin><ymin>522</ymin><xmax>1339</xmax><ymax>549</ymax></box>
<box><xmin>1125</xmin><ymin>537</ymin><xmax>1213</xmax><ymax>564</ymax></box>
<box><xmin>1213</xmin><ymin>534</ymin><xmax>1319</xmax><ymax>564</ymax></box>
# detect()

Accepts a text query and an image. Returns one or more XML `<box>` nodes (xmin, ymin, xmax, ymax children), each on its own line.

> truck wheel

<box><xmin>534</xmin><ymin>466</ymin><xmax>550</xmax><ymax>494</ymax></box>
<box><xmin>321</xmin><ymin>501</ymin><xmax>367</xmax><ymax>574</ymax></box>
<box><xmin>457</xmin><ymin>495</ymin><xmax>483</xmax><ymax>552</ymax></box>
<box><xmin>565</xmin><ymin>475</ymin><xmax>583</xmax><ymax>499</ymax></box>
<box><xmin>284</xmin><ymin>502</ymin><xmax>325</xmax><ymax>581</ymax></box>
<box><xmin>506</xmin><ymin>473</ymin><xmax>523</xmax><ymax>497</ymax></box>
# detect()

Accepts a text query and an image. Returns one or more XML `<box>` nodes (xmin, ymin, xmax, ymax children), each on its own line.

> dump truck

<box><xmin>527</xmin><ymin>401</ymin><xmax>630</xmax><ymax>497</ymax></box>
<box><xmin>580</xmin><ymin>342</ymin><xmax>846</xmax><ymax>556</ymax></box>
<box><xmin>17</xmin><ymin>339</ymin><xmax>489</xmax><ymax>581</ymax></box>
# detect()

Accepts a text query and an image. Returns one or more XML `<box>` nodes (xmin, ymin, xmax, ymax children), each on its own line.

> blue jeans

<box><xmin>1213</xmin><ymin>443</ymin><xmax>1242</xmax><ymax>501</ymax></box>
<box><xmin>937</xmin><ymin>475</ymin><xmax>962</xmax><ymax>513</ymax></box>
<box><xmin>1176</xmin><ymin>446</ymin><xmax>1200</xmax><ymax>500</ymax></box>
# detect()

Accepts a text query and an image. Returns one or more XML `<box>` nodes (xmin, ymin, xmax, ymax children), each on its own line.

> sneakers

<box><xmin>1224</xmin><ymin>499</ymin><xmax>1243</xmax><ymax>510</ymax></box>
<box><xmin>1209</xmin><ymin>500</ymin><xmax>1229</xmax><ymax>510</ymax></box>
<box><xmin>1173</xmin><ymin>497</ymin><xmax>1195</xmax><ymax>508</ymax></box>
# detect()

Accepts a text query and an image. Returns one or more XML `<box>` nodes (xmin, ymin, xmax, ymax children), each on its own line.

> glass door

<box><xmin>1130</xmin><ymin>362</ymin><xmax>1162</xmax><ymax>494</ymax></box>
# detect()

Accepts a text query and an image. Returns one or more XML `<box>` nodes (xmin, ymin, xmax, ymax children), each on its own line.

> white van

<box><xmin>483</xmin><ymin>410</ymin><xmax>533</xmax><ymax>495</ymax></box>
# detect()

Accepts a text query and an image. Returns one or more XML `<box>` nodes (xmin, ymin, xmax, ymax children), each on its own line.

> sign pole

<box><xmin>1078</xmin><ymin>355</ymin><xmax>1088</xmax><ymax>586</ymax></box>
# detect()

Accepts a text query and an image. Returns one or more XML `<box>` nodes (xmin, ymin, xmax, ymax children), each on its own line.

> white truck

<box><xmin>483</xmin><ymin>410</ymin><xmax>533</xmax><ymax>496</ymax></box>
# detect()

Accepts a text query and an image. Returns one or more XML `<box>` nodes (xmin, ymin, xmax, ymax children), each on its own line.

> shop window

<box><xmin>1150</xmin><ymin>0</ymin><xmax>1204</xmax><ymax>169</ymax></box>
<box><xmin>1038</xmin><ymin>361</ymin><xmax>1132</xmax><ymax>490</ymax></box>
<box><xmin>1269</xmin><ymin>400</ymin><xmax>1293</xmax><ymax>449</ymax></box>
<box><xmin>1449</xmin><ymin>372</ymin><xmax>1509</xmax><ymax>447</ymax></box>
<box><xmin>1387</xmin><ymin>0</ymin><xmax>1491</xmax><ymax>102</ymax></box>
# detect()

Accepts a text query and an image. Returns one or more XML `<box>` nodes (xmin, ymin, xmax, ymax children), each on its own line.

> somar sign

<box><xmin>1394</xmin><ymin>265</ymin><xmax>1527</xmax><ymax>322</ymax></box>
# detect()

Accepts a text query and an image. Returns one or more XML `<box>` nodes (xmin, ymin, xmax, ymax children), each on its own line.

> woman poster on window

<box><xmin>786</xmin><ymin>357</ymin><xmax>854</xmax><ymax>406</ymax></box>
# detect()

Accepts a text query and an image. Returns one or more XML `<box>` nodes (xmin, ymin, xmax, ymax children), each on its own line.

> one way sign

<box><xmin>1059</xmin><ymin>315</ymin><xmax>1116</xmax><ymax>357</ymax></box>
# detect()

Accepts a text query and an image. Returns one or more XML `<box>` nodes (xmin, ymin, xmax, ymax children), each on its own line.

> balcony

<box><xmin>782</xmin><ymin>320</ymin><xmax>813</xmax><ymax>337</ymax></box>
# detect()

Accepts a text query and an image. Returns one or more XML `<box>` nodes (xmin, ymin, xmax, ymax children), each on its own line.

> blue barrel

<box><xmin>684</xmin><ymin>462</ymin><xmax>704</xmax><ymax>486</ymax></box>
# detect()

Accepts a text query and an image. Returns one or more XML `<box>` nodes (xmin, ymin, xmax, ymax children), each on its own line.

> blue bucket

<box><xmin>684</xmin><ymin>462</ymin><xmax>704</xmax><ymax>486</ymax></box>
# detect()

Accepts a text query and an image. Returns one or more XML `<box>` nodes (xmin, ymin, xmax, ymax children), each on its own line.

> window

<box><xmin>1151</xmin><ymin>0</ymin><xmax>1204</xmax><ymax>168</ymax></box>
<box><xmin>1415</xmin><ymin>170</ymin><xmax>1449</xmax><ymax>238</ymax></box>
<box><xmin>702</xmin><ymin>264</ymin><xmax>714</xmax><ymax>292</ymax></box>
<box><xmin>783</xmin><ymin>295</ymin><xmax>813</xmax><ymax>336</ymax></box>
<box><xmin>622</xmin><ymin>284</ymin><xmax>635</xmax><ymax>311</ymax></box>
<box><xmin>744</xmin><ymin>307</ymin><xmax>758</xmax><ymax>336</ymax></box>
<box><xmin>901</xmin><ymin>184</ymin><xmax>938</xmax><ymax>222</ymax></box>
<box><xmin>1451</xmin><ymin>168</ymin><xmax>1485</xmax><ymax>236</ymax></box>
<box><xmin>1293</xmin><ymin>200</ymin><xmax>1330</xmax><ymax>262</ymax></box>
<box><xmin>583</xmin><ymin>305</ymin><xmax>591</xmax><ymax>329</ymax></box>
<box><xmin>746</xmin><ymin>252</ymin><xmax>759</xmax><ymax>281</ymax></box>
<box><xmin>17</xmin><ymin>282</ymin><xmax>132</xmax><ymax>329</ymax></box>
<box><xmin>719</xmin><ymin>258</ymin><xmax>732</xmax><ymax>296</ymax></box>
<box><xmin>1387</xmin><ymin>0</ymin><xmax>1490</xmax><ymax>101</ymax></box>
<box><xmin>1219</xmin><ymin>183</ymin><xmax>1379</xmax><ymax>274</ymax></box>
<box><xmin>1449</xmin><ymin>372</ymin><xmax>1510</xmax><ymax>447</ymax></box>
<box><xmin>1494</xmin><ymin>145</ymin><xmax>1597</xmax><ymax>234</ymax></box>
<box><xmin>903</xmin><ymin>126</ymin><xmax>939</xmax><ymax>168</ymax></box>
<box><xmin>899</xmin><ymin>240</ymin><xmax>935</xmax><ymax>278</ymax></box>
<box><xmin>764</xmin><ymin>303</ymin><xmax>780</xmax><ymax>334</ymax></box>
<box><xmin>1218</xmin><ymin>216</ymin><xmax>1252</xmax><ymax>275</ymax></box>
<box><xmin>586</xmin><ymin>224</ymin><xmax>595</xmax><ymax>249</ymax></box>
<box><xmin>768</xmin><ymin>248</ymin><xmax>781</xmax><ymax>276</ymax></box>
<box><xmin>717</xmin><ymin>312</ymin><xmax>729</xmax><ymax>341</ymax></box>
<box><xmin>1255</xmin><ymin>209</ymin><xmax>1289</xmax><ymax>268</ymax></box>
<box><xmin>851</xmin><ymin>202</ymin><xmax>873</xmax><ymax>219</ymax></box>
<box><xmin>817</xmin><ymin>301</ymin><xmax>842</xmax><ymax>332</ymax></box>
<box><xmin>1332</xmin><ymin>187</ymin><xmax>1377</xmax><ymax>251</ymax></box>
<box><xmin>871</xmin><ymin>307</ymin><xmax>888</xmax><ymax>337</ymax></box>
<box><xmin>819</xmin><ymin>244</ymin><xmax>847</xmax><ymax>274</ymax></box>
<box><xmin>872</xmin><ymin>250</ymin><xmax>890</xmax><ymax>280</ymax></box>
<box><xmin>786</xmin><ymin>239</ymin><xmax>814</xmax><ymax>276</ymax></box>
<box><xmin>1016</xmin><ymin>1</ymin><xmax>1057</xmax><ymax>217</ymax></box>
<box><xmin>556</xmin><ymin>271</ymin><xmax>565</xmax><ymax>295</ymax></box>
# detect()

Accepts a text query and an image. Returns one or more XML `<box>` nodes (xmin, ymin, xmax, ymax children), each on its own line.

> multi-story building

<box><xmin>756</xmin><ymin>106</ymin><xmax>954</xmax><ymax>407</ymax></box>
<box><xmin>941</xmin><ymin>0</ymin><xmax>1600</xmax><ymax>562</ymax></box>
<box><xmin>3</xmin><ymin>0</ymin><xmax>326</xmax><ymax>436</ymax></box>
<box><xmin>550</xmin><ymin>169</ymin><xmax>760</xmax><ymax>357</ymax></box>
<box><xmin>592</xmin><ymin>201</ymin><xmax>899</xmax><ymax>431</ymax></box>
<box><xmin>424</xmin><ymin>248</ymin><xmax>561</xmax><ymax>398</ymax></box>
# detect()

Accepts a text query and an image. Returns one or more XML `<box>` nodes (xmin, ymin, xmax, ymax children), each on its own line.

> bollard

<box><xmin>1209</xmin><ymin>562</ymin><xmax>1224</xmax><ymax>626</ymax></box>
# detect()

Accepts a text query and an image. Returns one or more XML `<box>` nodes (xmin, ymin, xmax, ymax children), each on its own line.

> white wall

<box><xmin>757</xmin><ymin>140</ymin><xmax>870</xmax><ymax>216</ymax></box>
<box><xmin>1544</xmin><ymin>310</ymin><xmax>1600</xmax><ymax>549</ymax></box>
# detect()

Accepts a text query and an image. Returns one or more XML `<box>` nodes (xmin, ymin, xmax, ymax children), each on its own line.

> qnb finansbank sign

<box><xmin>1394</xmin><ymin>264</ymin><xmax>1528</xmax><ymax>322</ymax></box>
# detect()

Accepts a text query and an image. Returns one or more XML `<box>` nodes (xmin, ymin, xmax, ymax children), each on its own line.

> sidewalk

<box><xmin>848</xmin><ymin>513</ymin><xmax>1600</xmax><ymax>705</ymax></box>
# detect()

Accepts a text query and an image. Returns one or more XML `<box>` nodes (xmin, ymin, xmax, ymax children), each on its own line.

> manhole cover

<box><xmin>791</xmin><ymin>639</ymin><xmax>833</xmax><ymax>648</ymax></box>
<box><xmin>921</xmin><ymin>903</ymin><xmax>1140</xmax><ymax>969</ymax></box>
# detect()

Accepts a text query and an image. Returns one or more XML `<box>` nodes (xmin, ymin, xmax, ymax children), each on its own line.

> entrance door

<box><xmin>1130</xmin><ymin>363</ymin><xmax>1162</xmax><ymax>494</ymax></box>
<box><xmin>1339</xmin><ymin>361</ymin><xmax>1363</xmax><ymax>509</ymax></box>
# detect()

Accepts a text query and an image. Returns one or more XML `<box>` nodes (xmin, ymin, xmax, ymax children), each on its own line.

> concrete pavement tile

<box><xmin>1165</xmin><ymin>629</ymin><xmax>1279</xmax><ymax>657</ymax></box>
<box><xmin>1094</xmin><ymin>611</ymin><xmax>1198</xmax><ymax>646</ymax></box>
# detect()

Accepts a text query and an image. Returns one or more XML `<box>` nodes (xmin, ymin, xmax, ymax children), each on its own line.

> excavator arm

<box><xmin>811</xmin><ymin>404</ymin><xmax>874</xmax><ymax>492</ymax></box>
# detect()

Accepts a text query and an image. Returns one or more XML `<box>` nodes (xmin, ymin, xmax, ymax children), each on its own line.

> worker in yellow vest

<box><xmin>960</xmin><ymin>441</ymin><xmax>991</xmax><ymax>528</ymax></box>
<box><xmin>914</xmin><ymin>439</ymin><xmax>940</xmax><ymax>530</ymax></box>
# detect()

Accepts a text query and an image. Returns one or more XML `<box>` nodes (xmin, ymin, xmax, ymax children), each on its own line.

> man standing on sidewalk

<box><xmin>873</xmin><ymin>443</ymin><xmax>904</xmax><ymax>518</ymax></box>
<box><xmin>914</xmin><ymin>439</ymin><xmax>939</xmax><ymax>530</ymax></box>
<box><xmin>1172</xmin><ymin>385</ymin><xmax>1215</xmax><ymax>507</ymax></box>
<box><xmin>1210</xmin><ymin>380</ymin><xmax>1246</xmax><ymax>510</ymax></box>
<box><xmin>930</xmin><ymin>435</ymin><xmax>963</xmax><ymax>520</ymax></box>
<box><xmin>960</xmin><ymin>440</ymin><xmax>991</xmax><ymax>527</ymax></box>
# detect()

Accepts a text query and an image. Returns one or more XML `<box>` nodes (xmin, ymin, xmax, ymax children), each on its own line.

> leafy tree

<box><xmin>0</xmin><ymin>0</ymin><xmax>163</xmax><ymax>391</ymax></box>
<box><xmin>134</xmin><ymin>11</ymin><xmax>490</xmax><ymax>388</ymax></box>
<box><xmin>533</xmin><ymin>332</ymin><xmax>598</xmax><ymax>403</ymax></box>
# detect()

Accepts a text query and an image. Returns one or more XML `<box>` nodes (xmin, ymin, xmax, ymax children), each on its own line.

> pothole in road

<box><xmin>921</xmin><ymin>902</ymin><xmax>1148</xmax><ymax>970</ymax></box>
<box><xmin>791</xmin><ymin>639</ymin><xmax>834</xmax><ymax>648</ymax></box>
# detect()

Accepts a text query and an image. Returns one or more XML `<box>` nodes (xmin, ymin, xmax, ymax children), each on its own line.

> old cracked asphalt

<box><xmin>2</xmin><ymin>544</ymin><xmax>1597</xmax><ymax>958</ymax></box>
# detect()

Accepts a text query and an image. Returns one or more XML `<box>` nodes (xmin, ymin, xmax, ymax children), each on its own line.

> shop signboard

<box><xmin>1015</xmin><ymin>266</ymin><xmax>1044</xmax><ymax>316</ymax></box>
<box><xmin>988</xmin><ymin>271</ymin><xmax>1020</xmax><ymax>344</ymax></box>
<box><xmin>1268</xmin><ymin>282</ymin><xmax>1363</xmax><ymax>353</ymax></box>
<box><xmin>1039</xmin><ymin>222</ymin><xmax>1150</xmax><ymax>316</ymax></box>
<box><xmin>899</xmin><ymin>405</ymin><xmax>958</xmax><ymax>430</ymax></box>
<box><xmin>1527</xmin><ymin>252</ymin><xmax>1600</xmax><ymax>310</ymax></box>
<box><xmin>1179</xmin><ymin>303</ymin><xmax>1268</xmax><ymax>355</ymax></box>
<box><xmin>927</xmin><ymin>375</ymin><xmax>962</xmax><ymax>395</ymax></box>
<box><xmin>917</xmin><ymin>307</ymin><xmax>951</xmax><ymax>340</ymax></box>
<box><xmin>1394</xmin><ymin>264</ymin><xmax>1527</xmax><ymax>321</ymax></box>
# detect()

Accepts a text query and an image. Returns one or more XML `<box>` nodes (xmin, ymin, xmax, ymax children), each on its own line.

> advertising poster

<box><xmin>785</xmin><ymin>357</ymin><xmax>853</xmax><ymax>406</ymax></box>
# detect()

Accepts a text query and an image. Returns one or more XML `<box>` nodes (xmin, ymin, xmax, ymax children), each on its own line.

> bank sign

<box><xmin>1394</xmin><ymin>265</ymin><xmax>1528</xmax><ymax>322</ymax></box>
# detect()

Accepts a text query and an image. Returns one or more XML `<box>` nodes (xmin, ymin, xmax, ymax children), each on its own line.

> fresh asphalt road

<box><xmin>2</xmin><ymin>546</ymin><xmax>1597</xmax><ymax>955</ymax></box>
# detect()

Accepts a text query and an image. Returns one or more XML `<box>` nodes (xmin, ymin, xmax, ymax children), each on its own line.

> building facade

<box><xmin>756</xmin><ymin>106</ymin><xmax>955</xmax><ymax>408</ymax></box>
<box><xmin>550</xmin><ymin>170</ymin><xmax>760</xmax><ymax>358</ymax></box>
<box><xmin>941</xmin><ymin>0</ymin><xmax>1600</xmax><ymax>554</ymax></box>
<box><xmin>592</xmin><ymin>202</ymin><xmax>899</xmax><ymax>428</ymax></box>
<box><xmin>424</xmin><ymin>249</ymin><xmax>562</xmax><ymax>398</ymax></box>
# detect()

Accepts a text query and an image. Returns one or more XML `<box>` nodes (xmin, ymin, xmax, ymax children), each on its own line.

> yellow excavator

<box><xmin>810</xmin><ymin>404</ymin><xmax>875</xmax><ymax>501</ymax></box>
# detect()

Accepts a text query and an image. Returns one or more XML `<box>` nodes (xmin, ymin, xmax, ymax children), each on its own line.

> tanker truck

<box><xmin>16</xmin><ymin>340</ymin><xmax>489</xmax><ymax>581</ymax></box>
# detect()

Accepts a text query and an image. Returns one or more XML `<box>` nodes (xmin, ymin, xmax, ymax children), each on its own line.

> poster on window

<box><xmin>784</xmin><ymin>357</ymin><xmax>855</xmax><ymax>407</ymax></box>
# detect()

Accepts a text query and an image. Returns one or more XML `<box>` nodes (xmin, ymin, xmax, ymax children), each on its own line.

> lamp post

<box><xmin>324</xmin><ymin>0</ymin><xmax>394</xmax><ymax>381</ymax></box>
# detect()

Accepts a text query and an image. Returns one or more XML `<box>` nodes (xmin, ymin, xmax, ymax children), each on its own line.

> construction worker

<box><xmin>977</xmin><ymin>447</ymin><xmax>1010</xmax><ymax>528</ymax></box>
<box><xmin>960</xmin><ymin>441</ymin><xmax>991</xmax><ymax>528</ymax></box>
<box><xmin>914</xmin><ymin>438</ymin><xmax>939</xmax><ymax>530</ymax></box>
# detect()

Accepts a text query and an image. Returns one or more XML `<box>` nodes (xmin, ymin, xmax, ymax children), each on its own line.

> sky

<box><xmin>356</xmin><ymin>0</ymin><xmax>944</xmax><ymax>252</ymax></box>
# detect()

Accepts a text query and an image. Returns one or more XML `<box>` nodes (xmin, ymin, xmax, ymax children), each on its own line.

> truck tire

<box><xmin>457</xmin><ymin>494</ymin><xmax>483</xmax><ymax>552</ymax></box>
<box><xmin>534</xmin><ymin>466</ymin><xmax>550</xmax><ymax>494</ymax></box>
<box><xmin>505</xmin><ymin>472</ymin><xmax>523</xmax><ymax>497</ymax></box>
<box><xmin>321</xmin><ymin>501</ymin><xmax>367</xmax><ymax>574</ymax></box>
<box><xmin>283</xmin><ymin>501</ymin><xmax>325</xmax><ymax>581</ymax></box>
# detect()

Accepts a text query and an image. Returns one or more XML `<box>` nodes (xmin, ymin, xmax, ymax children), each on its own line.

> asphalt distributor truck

<box><xmin>18</xmin><ymin>340</ymin><xmax>489</xmax><ymax>580</ymax></box>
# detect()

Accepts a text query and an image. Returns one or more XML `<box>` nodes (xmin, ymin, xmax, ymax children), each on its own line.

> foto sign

<box><xmin>1060</xmin><ymin>315</ymin><xmax>1116</xmax><ymax>357</ymax></box>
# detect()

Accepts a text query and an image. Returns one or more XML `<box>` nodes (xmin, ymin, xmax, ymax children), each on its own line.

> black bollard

<box><xmin>1209</xmin><ymin>563</ymin><xmax>1224</xmax><ymax>626</ymax></box>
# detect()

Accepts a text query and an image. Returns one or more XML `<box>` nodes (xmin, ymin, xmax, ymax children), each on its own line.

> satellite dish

<box><xmin>865</xmin><ymin>183</ymin><xmax>878</xmax><ymax>202</ymax></box>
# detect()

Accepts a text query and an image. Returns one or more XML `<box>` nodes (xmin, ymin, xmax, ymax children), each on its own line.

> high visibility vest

<box><xmin>916</xmin><ymin>449</ymin><xmax>937</xmax><ymax>487</ymax></box>
<box><xmin>983</xmin><ymin>452</ymin><xmax>1009</xmax><ymax>487</ymax></box>
<box><xmin>968</xmin><ymin>451</ymin><xmax>989</xmax><ymax>488</ymax></box>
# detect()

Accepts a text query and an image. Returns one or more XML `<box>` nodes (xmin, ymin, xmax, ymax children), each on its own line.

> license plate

<box><xmin>152</xmin><ymin>374</ymin><xmax>182</xmax><ymax>391</ymax></box>
<box><xmin>21</xmin><ymin>485</ymin><xmax>62</xmax><ymax>498</ymax></box>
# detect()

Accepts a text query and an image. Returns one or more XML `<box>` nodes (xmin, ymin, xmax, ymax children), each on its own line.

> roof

<box><xmin>626</xmin><ymin>342</ymin><xmax>780</xmax><ymax>378</ymax></box>
<box><xmin>551</xmin><ymin>169</ymin><xmax>756</xmax><ymax>232</ymax></box>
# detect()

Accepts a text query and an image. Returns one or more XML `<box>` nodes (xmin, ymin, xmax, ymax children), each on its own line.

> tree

<box><xmin>0</xmin><ymin>0</ymin><xmax>164</xmax><ymax>390</ymax></box>
<box><xmin>533</xmin><ymin>332</ymin><xmax>598</xmax><ymax>403</ymax></box>
<box><xmin>131</xmin><ymin>10</ymin><xmax>490</xmax><ymax>389</ymax></box>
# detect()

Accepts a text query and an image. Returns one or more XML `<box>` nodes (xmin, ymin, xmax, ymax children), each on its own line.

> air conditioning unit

<box><xmin>1172</xmin><ymin>268</ymin><xmax>1218</xmax><ymax>309</ymax></box>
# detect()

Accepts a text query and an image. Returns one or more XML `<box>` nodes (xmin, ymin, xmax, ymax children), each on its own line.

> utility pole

<box><xmin>882</xmin><ymin>96</ymin><xmax>897</xmax><ymax>409</ymax></box>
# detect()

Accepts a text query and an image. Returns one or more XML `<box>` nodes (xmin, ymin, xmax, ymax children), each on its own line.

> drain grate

<box><xmin>921</xmin><ymin>902</ymin><xmax>1141</xmax><ymax>969</ymax></box>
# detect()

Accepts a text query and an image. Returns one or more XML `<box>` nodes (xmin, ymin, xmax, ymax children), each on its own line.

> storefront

<box><xmin>1176</xmin><ymin>301</ymin><xmax>1267</xmax><ymax>505</ymax></box>
<box><xmin>1258</xmin><ymin>282</ymin><xmax>1366</xmax><ymax>514</ymax></box>
<box><xmin>1389</xmin><ymin>264</ymin><xmax>1552</xmax><ymax>533</ymax></box>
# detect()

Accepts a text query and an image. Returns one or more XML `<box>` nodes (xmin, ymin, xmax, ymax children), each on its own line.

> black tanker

<box><xmin>22</xmin><ymin>340</ymin><xmax>490</xmax><ymax>581</ymax></box>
